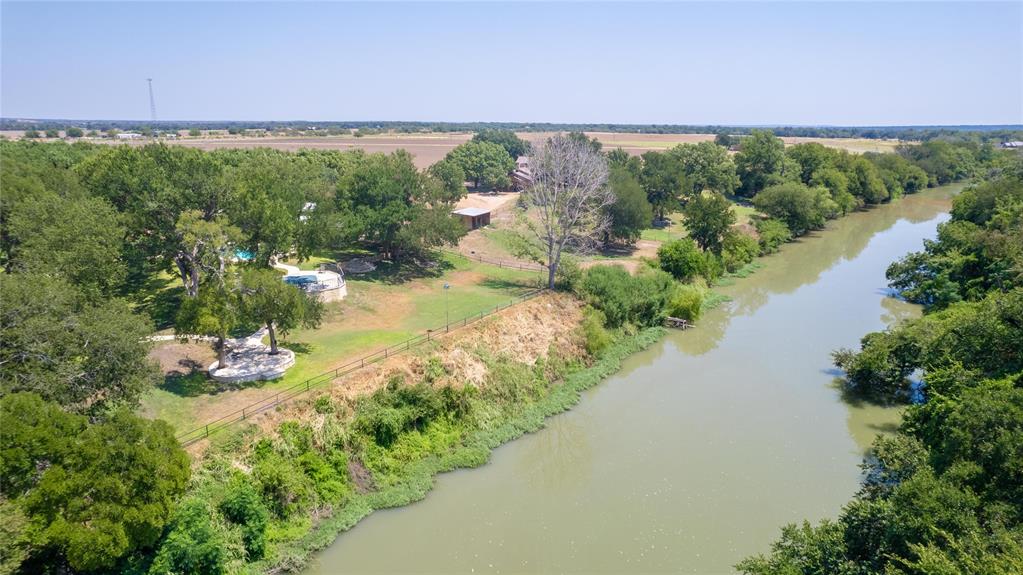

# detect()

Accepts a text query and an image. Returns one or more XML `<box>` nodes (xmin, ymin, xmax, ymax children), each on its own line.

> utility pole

<box><xmin>147</xmin><ymin>78</ymin><xmax>157</xmax><ymax>122</ymax></box>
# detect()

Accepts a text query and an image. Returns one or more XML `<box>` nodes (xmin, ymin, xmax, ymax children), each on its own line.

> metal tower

<box><xmin>147</xmin><ymin>78</ymin><xmax>157</xmax><ymax>121</ymax></box>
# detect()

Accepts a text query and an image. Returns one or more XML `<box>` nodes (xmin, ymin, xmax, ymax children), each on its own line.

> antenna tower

<box><xmin>147</xmin><ymin>78</ymin><xmax>157</xmax><ymax>121</ymax></box>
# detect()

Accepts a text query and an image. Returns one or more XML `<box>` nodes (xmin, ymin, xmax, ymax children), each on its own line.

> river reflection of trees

<box><xmin>517</xmin><ymin>410</ymin><xmax>594</xmax><ymax>491</ymax></box>
<box><xmin>674</xmin><ymin>188</ymin><xmax>955</xmax><ymax>356</ymax></box>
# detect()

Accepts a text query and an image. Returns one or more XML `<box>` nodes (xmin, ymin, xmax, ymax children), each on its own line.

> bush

<box><xmin>219</xmin><ymin>478</ymin><xmax>269</xmax><ymax>560</ymax></box>
<box><xmin>555</xmin><ymin>254</ymin><xmax>582</xmax><ymax>291</ymax></box>
<box><xmin>252</xmin><ymin>452</ymin><xmax>313</xmax><ymax>518</ymax></box>
<box><xmin>755</xmin><ymin>218</ymin><xmax>792</xmax><ymax>254</ymax></box>
<box><xmin>657</xmin><ymin>238</ymin><xmax>706</xmax><ymax>282</ymax></box>
<box><xmin>149</xmin><ymin>498</ymin><xmax>239</xmax><ymax>575</ymax></box>
<box><xmin>667</xmin><ymin>284</ymin><xmax>704</xmax><ymax>321</ymax></box>
<box><xmin>722</xmin><ymin>231</ymin><xmax>760</xmax><ymax>272</ymax></box>
<box><xmin>578</xmin><ymin>265</ymin><xmax>674</xmax><ymax>328</ymax></box>
<box><xmin>753</xmin><ymin>182</ymin><xmax>835</xmax><ymax>235</ymax></box>
<box><xmin>579</xmin><ymin>307</ymin><xmax>612</xmax><ymax>356</ymax></box>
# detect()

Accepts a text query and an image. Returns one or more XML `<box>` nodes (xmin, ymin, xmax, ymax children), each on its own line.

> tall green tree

<box><xmin>340</xmin><ymin>150</ymin><xmax>464</xmax><ymax>260</ymax></box>
<box><xmin>0</xmin><ymin>275</ymin><xmax>159</xmax><ymax>414</ymax></box>
<box><xmin>752</xmin><ymin>182</ymin><xmax>837</xmax><ymax>236</ymax></box>
<box><xmin>175</xmin><ymin>282</ymin><xmax>242</xmax><ymax>369</ymax></box>
<box><xmin>735</xmin><ymin>130</ymin><xmax>785</xmax><ymax>197</ymax></box>
<box><xmin>682</xmin><ymin>192</ymin><xmax>736</xmax><ymax>254</ymax></box>
<box><xmin>0</xmin><ymin>393</ymin><xmax>189</xmax><ymax>573</ymax></box>
<box><xmin>605</xmin><ymin>167</ymin><xmax>652</xmax><ymax>244</ymax></box>
<box><xmin>471</xmin><ymin>129</ymin><xmax>529</xmax><ymax>159</ymax></box>
<box><xmin>444</xmin><ymin>140</ymin><xmax>514</xmax><ymax>189</ymax></box>
<box><xmin>240</xmin><ymin>269</ymin><xmax>324</xmax><ymax>354</ymax></box>
<box><xmin>640</xmin><ymin>151</ymin><xmax>686</xmax><ymax>221</ymax></box>
<box><xmin>7</xmin><ymin>193</ymin><xmax>126</xmax><ymax>298</ymax></box>
<box><xmin>670</xmin><ymin>141</ymin><xmax>740</xmax><ymax>197</ymax></box>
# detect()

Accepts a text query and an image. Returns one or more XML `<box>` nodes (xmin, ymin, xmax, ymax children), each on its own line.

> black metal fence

<box><xmin>175</xmin><ymin>288</ymin><xmax>548</xmax><ymax>446</ymax></box>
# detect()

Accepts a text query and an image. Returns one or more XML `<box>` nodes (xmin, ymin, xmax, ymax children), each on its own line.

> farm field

<box><xmin>8</xmin><ymin>130</ymin><xmax>914</xmax><ymax>169</ymax></box>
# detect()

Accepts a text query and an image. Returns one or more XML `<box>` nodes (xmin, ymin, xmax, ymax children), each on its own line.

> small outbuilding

<box><xmin>452</xmin><ymin>207</ymin><xmax>491</xmax><ymax>230</ymax></box>
<box><xmin>1001</xmin><ymin>141</ymin><xmax>1023</xmax><ymax>149</ymax></box>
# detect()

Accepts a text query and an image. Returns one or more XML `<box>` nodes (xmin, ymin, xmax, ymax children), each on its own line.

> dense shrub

<box><xmin>721</xmin><ymin>231</ymin><xmax>760</xmax><ymax>272</ymax></box>
<box><xmin>657</xmin><ymin>238</ymin><xmax>708</xmax><ymax>282</ymax></box>
<box><xmin>580</xmin><ymin>307</ymin><xmax>612</xmax><ymax>356</ymax></box>
<box><xmin>754</xmin><ymin>218</ymin><xmax>792</xmax><ymax>254</ymax></box>
<box><xmin>219</xmin><ymin>478</ymin><xmax>270</xmax><ymax>560</ymax></box>
<box><xmin>578</xmin><ymin>265</ymin><xmax>674</xmax><ymax>328</ymax></box>
<box><xmin>149</xmin><ymin>498</ymin><xmax>239</xmax><ymax>575</ymax></box>
<box><xmin>753</xmin><ymin>182</ymin><xmax>836</xmax><ymax>236</ymax></box>
<box><xmin>667</xmin><ymin>284</ymin><xmax>704</xmax><ymax>322</ymax></box>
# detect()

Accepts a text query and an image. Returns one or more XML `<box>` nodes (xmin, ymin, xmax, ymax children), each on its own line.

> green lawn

<box><xmin>141</xmin><ymin>252</ymin><xmax>543</xmax><ymax>432</ymax></box>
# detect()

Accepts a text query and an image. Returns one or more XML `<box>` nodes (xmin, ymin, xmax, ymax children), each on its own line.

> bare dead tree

<box><xmin>525</xmin><ymin>134</ymin><xmax>614</xmax><ymax>289</ymax></box>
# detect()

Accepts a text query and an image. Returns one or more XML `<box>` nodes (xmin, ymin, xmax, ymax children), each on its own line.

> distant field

<box><xmin>3</xmin><ymin>130</ymin><xmax>910</xmax><ymax>168</ymax></box>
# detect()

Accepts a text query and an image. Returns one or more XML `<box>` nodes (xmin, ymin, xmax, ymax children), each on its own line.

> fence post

<box><xmin>205</xmin><ymin>424</ymin><xmax>209</xmax><ymax>438</ymax></box>
<box><xmin>242</xmin><ymin>408</ymin><xmax>246</xmax><ymax>419</ymax></box>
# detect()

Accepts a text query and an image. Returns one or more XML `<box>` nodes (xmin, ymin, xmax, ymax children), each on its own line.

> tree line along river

<box><xmin>307</xmin><ymin>184</ymin><xmax>962</xmax><ymax>574</ymax></box>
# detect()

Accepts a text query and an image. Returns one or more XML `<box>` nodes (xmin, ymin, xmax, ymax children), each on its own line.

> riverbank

<box><xmin>179</xmin><ymin>186</ymin><xmax>963</xmax><ymax>574</ymax></box>
<box><xmin>303</xmin><ymin>184</ymin><xmax>961</xmax><ymax>574</ymax></box>
<box><xmin>256</xmin><ymin>326</ymin><xmax>665</xmax><ymax>572</ymax></box>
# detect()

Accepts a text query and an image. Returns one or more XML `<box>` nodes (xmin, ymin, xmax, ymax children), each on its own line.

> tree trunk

<box><xmin>189</xmin><ymin>265</ymin><xmax>200</xmax><ymax>298</ymax></box>
<box><xmin>267</xmin><ymin>323</ymin><xmax>279</xmax><ymax>355</ymax></box>
<box><xmin>547</xmin><ymin>243</ymin><xmax>557</xmax><ymax>289</ymax></box>
<box><xmin>217</xmin><ymin>336</ymin><xmax>228</xmax><ymax>369</ymax></box>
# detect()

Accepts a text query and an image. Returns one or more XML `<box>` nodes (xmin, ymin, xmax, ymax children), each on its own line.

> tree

<box><xmin>444</xmin><ymin>140</ymin><xmax>514</xmax><ymax>189</ymax></box>
<box><xmin>735</xmin><ymin>130</ymin><xmax>785</xmax><ymax>197</ymax></box>
<box><xmin>682</xmin><ymin>192</ymin><xmax>736</xmax><ymax>253</ymax></box>
<box><xmin>786</xmin><ymin>142</ymin><xmax>836</xmax><ymax>185</ymax></box>
<box><xmin>188</xmin><ymin>128</ymin><xmax>202</xmax><ymax>137</ymax></box>
<box><xmin>605</xmin><ymin>167</ymin><xmax>652</xmax><ymax>244</ymax></box>
<box><xmin>240</xmin><ymin>269</ymin><xmax>324</xmax><ymax>354</ymax></box>
<box><xmin>714</xmin><ymin>133</ymin><xmax>734</xmax><ymax>148</ymax></box>
<box><xmin>341</xmin><ymin>150</ymin><xmax>464</xmax><ymax>260</ymax></box>
<box><xmin>524</xmin><ymin>134</ymin><xmax>613</xmax><ymax>289</ymax></box>
<box><xmin>174</xmin><ymin>210</ymin><xmax>242</xmax><ymax>297</ymax></box>
<box><xmin>44</xmin><ymin>129</ymin><xmax>60</xmax><ymax>138</ymax></box>
<box><xmin>753</xmin><ymin>182</ymin><xmax>835</xmax><ymax>236</ymax></box>
<box><xmin>0</xmin><ymin>393</ymin><xmax>189</xmax><ymax>573</ymax></box>
<box><xmin>22</xmin><ymin>129</ymin><xmax>39</xmax><ymax>139</ymax></box>
<box><xmin>640</xmin><ymin>151</ymin><xmax>686</xmax><ymax>220</ymax></box>
<box><xmin>847</xmin><ymin>156</ymin><xmax>889</xmax><ymax>204</ymax></box>
<box><xmin>7</xmin><ymin>193</ymin><xmax>127</xmax><ymax>298</ymax></box>
<box><xmin>176</xmin><ymin>282</ymin><xmax>241</xmax><ymax>369</ymax></box>
<box><xmin>0</xmin><ymin>275</ymin><xmax>159</xmax><ymax>414</ymax></box>
<box><xmin>657</xmin><ymin>238</ymin><xmax>710</xmax><ymax>283</ymax></box>
<box><xmin>471</xmin><ymin>129</ymin><xmax>529</xmax><ymax>159</ymax></box>
<box><xmin>149</xmin><ymin>498</ymin><xmax>238</xmax><ymax>575</ymax></box>
<box><xmin>670</xmin><ymin>141</ymin><xmax>740</xmax><ymax>197</ymax></box>
<box><xmin>607</xmin><ymin>147</ymin><xmax>642</xmax><ymax>177</ymax></box>
<box><xmin>228</xmin><ymin>151</ymin><xmax>324</xmax><ymax>266</ymax></box>
<box><xmin>65</xmin><ymin>126</ymin><xmax>83</xmax><ymax>138</ymax></box>
<box><xmin>567</xmin><ymin>131</ymin><xmax>603</xmax><ymax>153</ymax></box>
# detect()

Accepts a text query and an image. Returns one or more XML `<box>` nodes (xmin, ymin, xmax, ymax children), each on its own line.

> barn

<box><xmin>452</xmin><ymin>207</ymin><xmax>491</xmax><ymax>230</ymax></box>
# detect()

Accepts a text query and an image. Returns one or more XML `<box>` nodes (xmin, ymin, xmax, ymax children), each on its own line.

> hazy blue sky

<box><xmin>2</xmin><ymin>1</ymin><xmax>1021</xmax><ymax>125</ymax></box>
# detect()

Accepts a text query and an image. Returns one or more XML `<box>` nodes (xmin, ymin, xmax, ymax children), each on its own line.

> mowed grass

<box><xmin>141</xmin><ymin>252</ymin><xmax>543</xmax><ymax>432</ymax></box>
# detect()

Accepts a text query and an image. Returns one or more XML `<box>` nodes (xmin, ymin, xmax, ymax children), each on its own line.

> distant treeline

<box><xmin>3</xmin><ymin>118</ymin><xmax>1022</xmax><ymax>143</ymax></box>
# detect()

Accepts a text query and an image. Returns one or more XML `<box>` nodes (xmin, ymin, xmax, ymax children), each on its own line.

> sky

<box><xmin>1</xmin><ymin>1</ymin><xmax>1021</xmax><ymax>126</ymax></box>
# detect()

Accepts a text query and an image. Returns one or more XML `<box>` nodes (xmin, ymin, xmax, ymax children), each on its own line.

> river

<box><xmin>307</xmin><ymin>185</ymin><xmax>960</xmax><ymax>574</ymax></box>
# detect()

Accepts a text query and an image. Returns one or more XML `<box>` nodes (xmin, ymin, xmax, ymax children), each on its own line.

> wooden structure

<box><xmin>665</xmin><ymin>317</ymin><xmax>695</xmax><ymax>329</ymax></box>
<box><xmin>452</xmin><ymin>207</ymin><xmax>492</xmax><ymax>230</ymax></box>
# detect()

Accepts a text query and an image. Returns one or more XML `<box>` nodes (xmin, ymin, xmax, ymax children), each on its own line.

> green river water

<box><xmin>307</xmin><ymin>185</ymin><xmax>961</xmax><ymax>574</ymax></box>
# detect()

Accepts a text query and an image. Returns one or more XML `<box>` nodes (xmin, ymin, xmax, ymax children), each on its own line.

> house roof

<box><xmin>452</xmin><ymin>207</ymin><xmax>490</xmax><ymax>217</ymax></box>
